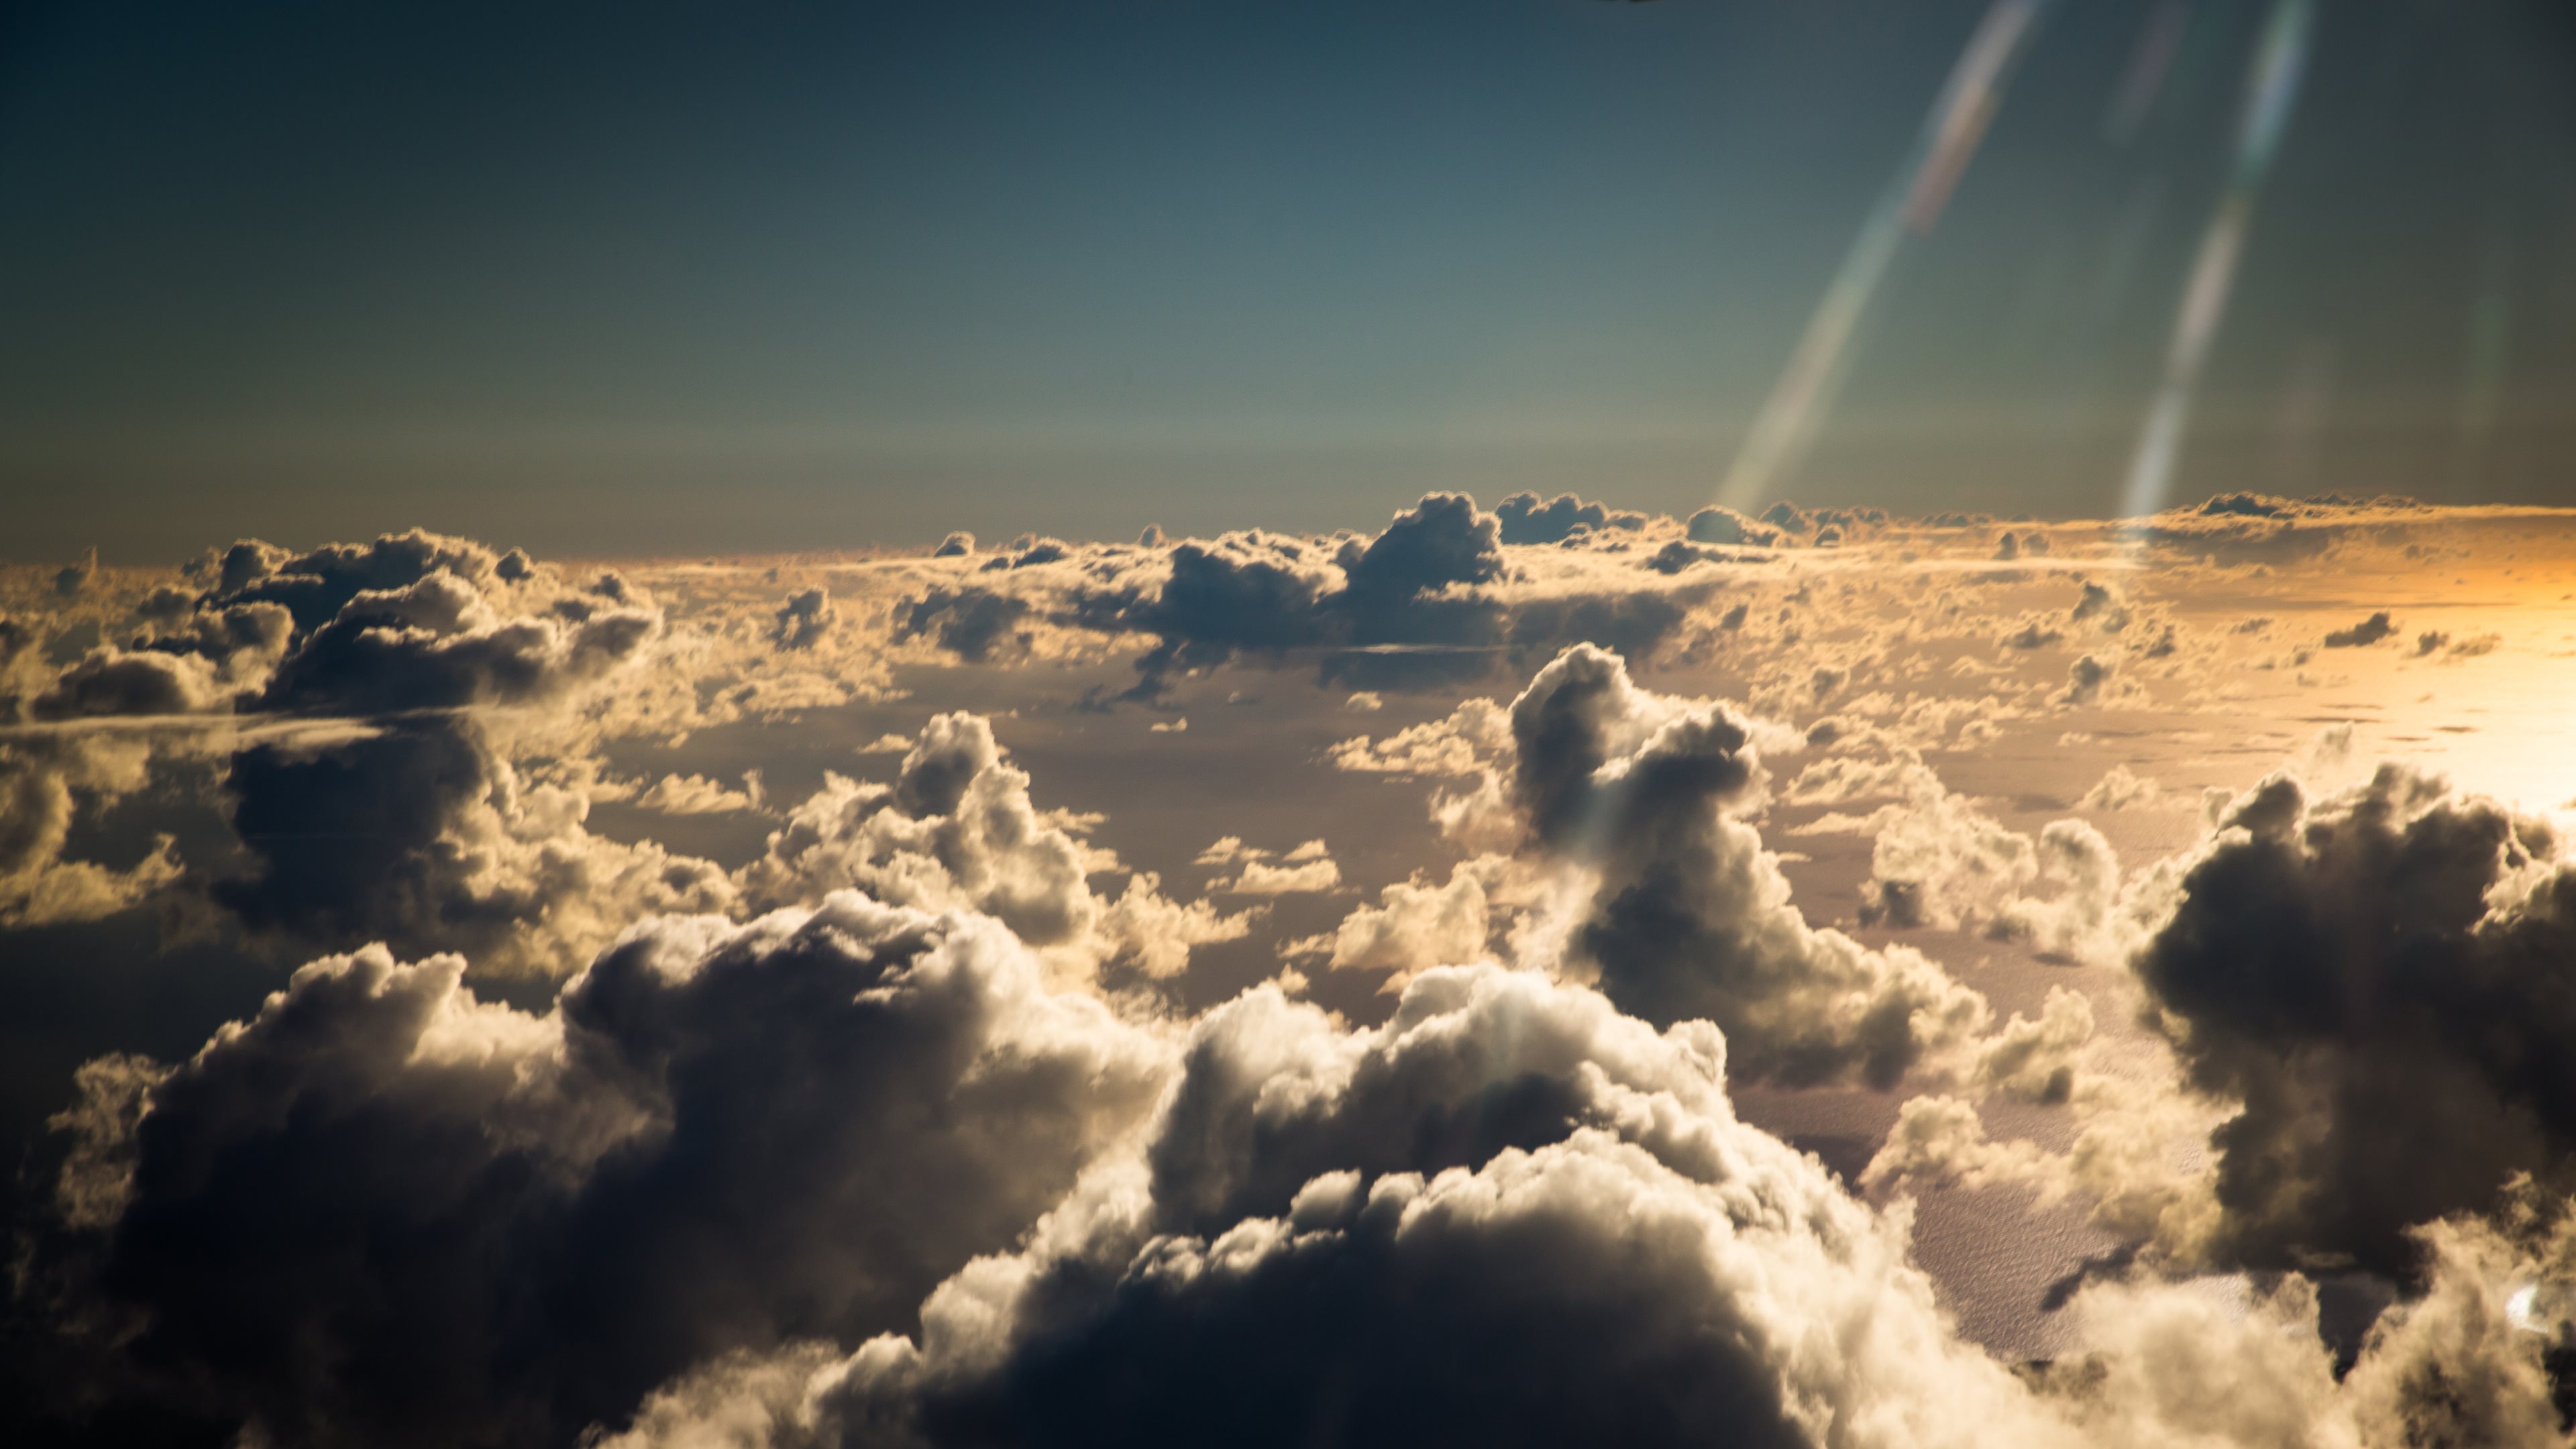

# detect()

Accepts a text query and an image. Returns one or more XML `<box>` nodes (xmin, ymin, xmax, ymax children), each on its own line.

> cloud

<box><xmin>1199</xmin><ymin>837</ymin><xmax>1342</xmax><ymax>896</ymax></box>
<box><xmin>30</xmin><ymin>898</ymin><xmax>1173</xmax><ymax>1449</ymax></box>
<box><xmin>0</xmin><ymin>737</ymin><xmax>179</xmax><ymax>926</ymax></box>
<box><xmin>742</xmin><ymin>712</ymin><xmax>1252</xmax><ymax>981</ymax></box>
<box><xmin>2061</xmin><ymin>654</ymin><xmax>2111</xmax><ymax>706</ymax></box>
<box><xmin>1329</xmin><ymin>696</ymin><xmax>1511</xmax><ymax>779</ymax></box>
<box><xmin>2111</xmin><ymin>764</ymin><xmax>2576</xmax><ymax>1277</ymax></box>
<box><xmin>28</xmin><ymin>504</ymin><xmax>2576</xmax><ymax>1449</ymax></box>
<box><xmin>718</xmin><ymin>964</ymin><xmax>2053</xmax><ymax>1449</ymax></box>
<box><xmin>1293</xmin><ymin>859</ymin><xmax>1492</xmax><ymax>987</ymax></box>
<box><xmin>1493</xmin><ymin>490</ymin><xmax>1640</xmax><ymax>545</ymax></box>
<box><xmin>1840</xmin><ymin>770</ymin><xmax>2039</xmax><ymax>933</ymax></box>
<box><xmin>210</xmin><ymin>529</ymin><xmax>508</xmax><ymax>634</ymax></box>
<box><xmin>903</xmin><ymin>493</ymin><xmax>1725</xmax><ymax>704</ymax></box>
<box><xmin>1215</xmin><ymin>855</ymin><xmax>1341</xmax><ymax>896</ymax></box>
<box><xmin>2323</xmin><ymin>611</ymin><xmax>2396</xmax><ymax>648</ymax></box>
<box><xmin>635</xmin><ymin>771</ymin><xmax>764</xmax><ymax>815</ymax></box>
<box><xmin>592</xmin><ymin>961</ymin><xmax>2571</xmax><ymax>1449</ymax></box>
<box><xmin>894</xmin><ymin>586</ymin><xmax>1031</xmax><ymax>662</ymax></box>
<box><xmin>1499</xmin><ymin>645</ymin><xmax>1988</xmax><ymax>1088</ymax></box>
<box><xmin>2078</xmin><ymin>763</ymin><xmax>2161</xmax><ymax>811</ymax></box>
<box><xmin>771</xmin><ymin>588</ymin><xmax>837</xmax><ymax>651</ymax></box>
<box><xmin>1684</xmin><ymin>505</ymin><xmax>1778</xmax><ymax>547</ymax></box>
<box><xmin>1093</xmin><ymin>870</ymin><xmax>1261</xmax><ymax>979</ymax></box>
<box><xmin>743</xmin><ymin>713</ymin><xmax>1096</xmax><ymax>944</ymax></box>
<box><xmin>53</xmin><ymin>547</ymin><xmax>99</xmax><ymax>598</ymax></box>
<box><xmin>1989</xmin><ymin>817</ymin><xmax>2130</xmax><ymax>965</ymax></box>
<box><xmin>30</xmin><ymin>647</ymin><xmax>229</xmax><ymax>720</ymax></box>
<box><xmin>254</xmin><ymin>569</ymin><xmax>660</xmax><ymax>716</ymax></box>
<box><xmin>215</xmin><ymin>714</ymin><xmax>736</xmax><ymax>973</ymax></box>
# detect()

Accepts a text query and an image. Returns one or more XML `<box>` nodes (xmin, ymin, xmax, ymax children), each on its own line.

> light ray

<box><xmin>1713</xmin><ymin>0</ymin><xmax>2051</xmax><ymax>517</ymax></box>
<box><xmin>2116</xmin><ymin>0</ymin><xmax>2315</xmax><ymax>525</ymax></box>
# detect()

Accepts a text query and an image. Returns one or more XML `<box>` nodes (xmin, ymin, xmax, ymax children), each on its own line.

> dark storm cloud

<box><xmin>28</xmin><ymin>898</ymin><xmax>1169</xmax><ymax>1449</ymax></box>
<box><xmin>2129</xmin><ymin>764</ymin><xmax>2576</xmax><ymax>1279</ymax></box>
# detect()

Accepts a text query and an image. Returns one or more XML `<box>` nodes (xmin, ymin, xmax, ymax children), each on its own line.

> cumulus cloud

<box><xmin>215</xmin><ymin>714</ymin><xmax>736</xmax><ymax>972</ymax></box>
<box><xmin>212</xmin><ymin>529</ymin><xmax>508</xmax><ymax>633</ymax></box>
<box><xmin>29</xmin><ymin>647</ymin><xmax>229</xmax><ymax>720</ymax></box>
<box><xmin>254</xmin><ymin>570</ymin><xmax>659</xmax><ymax>716</ymax></box>
<box><xmin>2061</xmin><ymin>653</ymin><xmax>2111</xmax><ymax>706</ymax></box>
<box><xmin>1199</xmin><ymin>837</ymin><xmax>1340</xmax><ymax>895</ymax></box>
<box><xmin>1492</xmin><ymin>490</ymin><xmax>1638</xmax><ymax>545</ymax></box>
<box><xmin>1686</xmin><ymin>504</ymin><xmax>1778</xmax><ymax>547</ymax></box>
<box><xmin>605</xmin><ymin>964</ymin><xmax>2053</xmax><ymax>1449</ymax></box>
<box><xmin>0</xmin><ymin>737</ymin><xmax>179</xmax><ymax>926</ymax></box>
<box><xmin>588</xmin><ymin>962</ymin><xmax>2562</xmax><ymax>1449</ymax></box>
<box><xmin>29</xmin><ymin>898</ymin><xmax>1172</xmax><ymax>1448</ymax></box>
<box><xmin>24</xmin><ymin>502</ymin><xmax>2576</xmax><ymax>1449</ymax></box>
<box><xmin>898</xmin><ymin>493</ymin><xmax>1722</xmax><ymax>704</ymax></box>
<box><xmin>1291</xmin><ymin>859</ymin><xmax>1491</xmax><ymax>986</ymax></box>
<box><xmin>1496</xmin><ymin>645</ymin><xmax>1988</xmax><ymax>1087</ymax></box>
<box><xmin>1883</xmin><ymin>755</ymin><xmax>2576</xmax><ymax>1284</ymax></box>
<box><xmin>635</xmin><ymin>770</ymin><xmax>765</xmax><ymax>814</ymax></box>
<box><xmin>2111</xmin><ymin>764</ymin><xmax>2576</xmax><ymax>1277</ymax></box>
<box><xmin>2324</xmin><ymin>610</ymin><xmax>2397</xmax><ymax>648</ymax></box>
<box><xmin>743</xmin><ymin>712</ymin><xmax>1252</xmax><ymax>981</ymax></box>
<box><xmin>771</xmin><ymin>588</ymin><xmax>837</xmax><ymax>651</ymax></box>
<box><xmin>894</xmin><ymin>586</ymin><xmax>1031</xmax><ymax>662</ymax></box>
<box><xmin>2078</xmin><ymin>763</ymin><xmax>2161</xmax><ymax>811</ymax></box>
<box><xmin>1787</xmin><ymin>751</ymin><xmax>2040</xmax><ymax>932</ymax></box>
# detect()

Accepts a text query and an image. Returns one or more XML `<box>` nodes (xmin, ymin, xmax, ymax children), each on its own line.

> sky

<box><xmin>19</xmin><ymin>11</ymin><xmax>2576</xmax><ymax>1446</ymax></box>
<box><xmin>7</xmin><ymin>0</ymin><xmax>2575</xmax><ymax>560</ymax></box>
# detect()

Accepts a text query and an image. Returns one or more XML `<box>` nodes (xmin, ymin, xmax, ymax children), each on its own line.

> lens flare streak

<box><xmin>2117</xmin><ymin>0</ymin><xmax>2316</xmax><ymax>523</ymax></box>
<box><xmin>1713</xmin><ymin>0</ymin><xmax>2051</xmax><ymax>517</ymax></box>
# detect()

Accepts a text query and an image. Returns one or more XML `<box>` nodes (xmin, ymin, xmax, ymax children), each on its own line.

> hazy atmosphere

<box><xmin>9</xmin><ymin>4</ymin><xmax>2576</xmax><ymax>1448</ymax></box>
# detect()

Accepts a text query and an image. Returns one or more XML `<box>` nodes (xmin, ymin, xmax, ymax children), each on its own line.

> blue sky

<box><xmin>5</xmin><ymin>0</ymin><xmax>2573</xmax><ymax>558</ymax></box>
